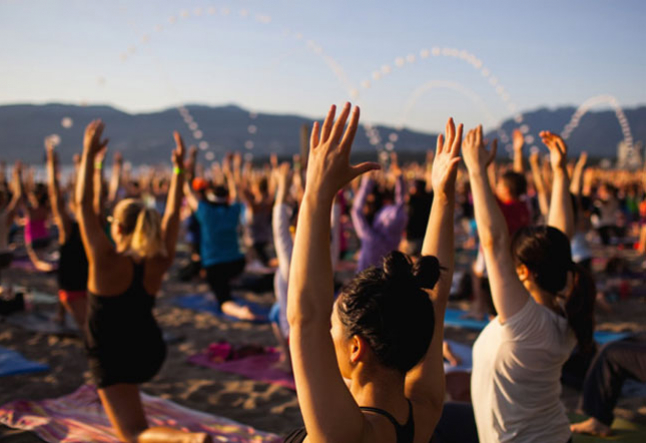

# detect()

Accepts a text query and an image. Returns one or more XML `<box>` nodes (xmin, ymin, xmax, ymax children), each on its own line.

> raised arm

<box><xmin>529</xmin><ymin>151</ymin><xmax>550</xmax><ymax>217</ymax></box>
<box><xmin>540</xmin><ymin>131</ymin><xmax>574</xmax><ymax>239</ymax></box>
<box><xmin>107</xmin><ymin>151</ymin><xmax>123</xmax><ymax>206</ymax></box>
<box><xmin>287</xmin><ymin>103</ymin><xmax>379</xmax><ymax>442</ymax></box>
<box><xmin>4</xmin><ymin>162</ymin><xmax>23</xmax><ymax>227</ymax></box>
<box><xmin>93</xmin><ymin>145</ymin><xmax>108</xmax><ymax>218</ymax></box>
<box><xmin>45</xmin><ymin>138</ymin><xmax>72</xmax><ymax>244</ymax></box>
<box><xmin>512</xmin><ymin>129</ymin><xmax>525</xmax><ymax>173</ymax></box>
<box><xmin>570</xmin><ymin>151</ymin><xmax>587</xmax><ymax>196</ymax></box>
<box><xmin>405</xmin><ymin>118</ymin><xmax>461</xmax><ymax>424</ymax></box>
<box><xmin>221</xmin><ymin>154</ymin><xmax>238</xmax><ymax>202</ymax></box>
<box><xmin>350</xmin><ymin>173</ymin><xmax>375</xmax><ymax>240</ymax></box>
<box><xmin>75</xmin><ymin>120</ymin><xmax>114</xmax><ymax>263</ymax></box>
<box><xmin>159</xmin><ymin>132</ymin><xmax>186</xmax><ymax>268</ymax></box>
<box><xmin>463</xmin><ymin>125</ymin><xmax>529</xmax><ymax>322</ymax></box>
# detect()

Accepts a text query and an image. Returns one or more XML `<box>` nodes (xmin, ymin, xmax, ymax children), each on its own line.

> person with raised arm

<box><xmin>45</xmin><ymin>137</ymin><xmax>89</xmax><ymax>329</ymax></box>
<box><xmin>76</xmin><ymin>121</ymin><xmax>210</xmax><ymax>443</ymax></box>
<box><xmin>285</xmin><ymin>103</ymin><xmax>460</xmax><ymax>443</ymax></box>
<box><xmin>183</xmin><ymin>155</ymin><xmax>255</xmax><ymax>321</ymax></box>
<box><xmin>351</xmin><ymin>150</ymin><xmax>408</xmax><ymax>272</ymax></box>
<box><xmin>0</xmin><ymin>162</ymin><xmax>23</xmax><ymax>297</ymax></box>
<box><xmin>464</xmin><ymin>126</ymin><xmax>595</xmax><ymax>443</ymax></box>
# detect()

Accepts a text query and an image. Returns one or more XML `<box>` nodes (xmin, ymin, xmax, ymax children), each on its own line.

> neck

<box><xmin>528</xmin><ymin>286</ymin><xmax>560</xmax><ymax>313</ymax></box>
<box><xmin>349</xmin><ymin>367</ymin><xmax>407</xmax><ymax>410</ymax></box>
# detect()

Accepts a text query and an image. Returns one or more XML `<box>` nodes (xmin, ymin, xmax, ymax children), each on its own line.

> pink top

<box><xmin>24</xmin><ymin>218</ymin><xmax>48</xmax><ymax>244</ymax></box>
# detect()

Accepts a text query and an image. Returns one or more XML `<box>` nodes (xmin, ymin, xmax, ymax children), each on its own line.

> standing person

<box><xmin>22</xmin><ymin>175</ymin><xmax>55</xmax><ymax>273</ymax></box>
<box><xmin>464</xmin><ymin>126</ymin><xmax>595</xmax><ymax>443</ymax></box>
<box><xmin>183</xmin><ymin>159</ymin><xmax>255</xmax><ymax>321</ymax></box>
<box><xmin>351</xmin><ymin>153</ymin><xmax>408</xmax><ymax>272</ymax></box>
<box><xmin>76</xmin><ymin>121</ymin><xmax>210</xmax><ymax>443</ymax></box>
<box><xmin>45</xmin><ymin>138</ymin><xmax>89</xmax><ymax>329</ymax></box>
<box><xmin>285</xmin><ymin>103</ymin><xmax>461</xmax><ymax>443</ymax></box>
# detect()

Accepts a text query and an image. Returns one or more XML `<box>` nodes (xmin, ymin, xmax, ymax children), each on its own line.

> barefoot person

<box><xmin>464</xmin><ymin>126</ymin><xmax>595</xmax><ymax>443</ymax></box>
<box><xmin>285</xmin><ymin>103</ymin><xmax>461</xmax><ymax>442</ymax></box>
<box><xmin>183</xmin><ymin>156</ymin><xmax>256</xmax><ymax>321</ymax></box>
<box><xmin>76</xmin><ymin>120</ymin><xmax>210</xmax><ymax>443</ymax></box>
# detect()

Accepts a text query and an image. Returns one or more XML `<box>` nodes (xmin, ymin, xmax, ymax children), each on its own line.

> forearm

<box><xmin>93</xmin><ymin>166</ymin><xmax>104</xmax><ymax>216</ymax></box>
<box><xmin>46</xmin><ymin>157</ymin><xmax>65</xmax><ymax>222</ymax></box>
<box><xmin>548</xmin><ymin>168</ymin><xmax>575</xmax><ymax>238</ymax></box>
<box><xmin>108</xmin><ymin>164</ymin><xmax>121</xmax><ymax>203</ymax></box>
<box><xmin>162</xmin><ymin>172</ymin><xmax>184</xmax><ymax>259</ymax></box>
<box><xmin>287</xmin><ymin>193</ymin><xmax>335</xmax><ymax>326</ymax></box>
<box><xmin>513</xmin><ymin>148</ymin><xmax>524</xmax><ymax>173</ymax></box>
<box><xmin>75</xmin><ymin>150</ymin><xmax>95</xmax><ymax>210</ymax></box>
<box><xmin>421</xmin><ymin>193</ymin><xmax>454</xmax><ymax>309</ymax></box>
<box><xmin>530</xmin><ymin>160</ymin><xmax>550</xmax><ymax>216</ymax></box>
<box><xmin>469</xmin><ymin>168</ymin><xmax>510</xmax><ymax>249</ymax></box>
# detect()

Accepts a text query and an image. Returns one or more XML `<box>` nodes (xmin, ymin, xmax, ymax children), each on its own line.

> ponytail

<box><xmin>130</xmin><ymin>207</ymin><xmax>166</xmax><ymax>259</ymax></box>
<box><xmin>565</xmin><ymin>263</ymin><xmax>596</xmax><ymax>352</ymax></box>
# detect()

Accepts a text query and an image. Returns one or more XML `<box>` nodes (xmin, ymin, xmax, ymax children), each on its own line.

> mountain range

<box><xmin>0</xmin><ymin>103</ymin><xmax>644</xmax><ymax>165</ymax></box>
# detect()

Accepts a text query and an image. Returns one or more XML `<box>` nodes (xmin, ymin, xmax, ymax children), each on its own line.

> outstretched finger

<box><xmin>436</xmin><ymin>134</ymin><xmax>444</xmax><ymax>155</ymax></box>
<box><xmin>331</xmin><ymin>102</ymin><xmax>351</xmax><ymax>145</ymax></box>
<box><xmin>350</xmin><ymin>162</ymin><xmax>381</xmax><ymax>180</ymax></box>
<box><xmin>320</xmin><ymin>105</ymin><xmax>336</xmax><ymax>144</ymax></box>
<box><xmin>445</xmin><ymin>118</ymin><xmax>455</xmax><ymax>149</ymax></box>
<box><xmin>310</xmin><ymin>121</ymin><xmax>321</xmax><ymax>150</ymax></box>
<box><xmin>475</xmin><ymin>125</ymin><xmax>483</xmax><ymax>147</ymax></box>
<box><xmin>451</xmin><ymin>123</ymin><xmax>463</xmax><ymax>155</ymax></box>
<box><xmin>340</xmin><ymin>106</ymin><xmax>360</xmax><ymax>154</ymax></box>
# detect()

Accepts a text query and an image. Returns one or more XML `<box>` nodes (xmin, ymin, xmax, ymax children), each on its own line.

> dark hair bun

<box><xmin>382</xmin><ymin>251</ymin><xmax>442</xmax><ymax>291</ymax></box>
<box><xmin>413</xmin><ymin>255</ymin><xmax>441</xmax><ymax>290</ymax></box>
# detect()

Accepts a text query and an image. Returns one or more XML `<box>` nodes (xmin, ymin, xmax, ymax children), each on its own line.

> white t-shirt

<box><xmin>471</xmin><ymin>297</ymin><xmax>576</xmax><ymax>443</ymax></box>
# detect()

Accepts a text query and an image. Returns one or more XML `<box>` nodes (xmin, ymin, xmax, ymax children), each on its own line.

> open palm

<box><xmin>431</xmin><ymin>118</ymin><xmax>463</xmax><ymax>196</ymax></box>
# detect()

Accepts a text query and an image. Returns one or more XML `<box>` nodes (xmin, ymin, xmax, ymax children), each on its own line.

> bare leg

<box><xmin>26</xmin><ymin>244</ymin><xmax>55</xmax><ymax>273</ymax></box>
<box><xmin>61</xmin><ymin>296</ymin><xmax>88</xmax><ymax>329</ymax></box>
<box><xmin>98</xmin><ymin>384</ymin><xmax>212</xmax><ymax>443</ymax></box>
<box><xmin>570</xmin><ymin>417</ymin><xmax>612</xmax><ymax>437</ymax></box>
<box><xmin>220</xmin><ymin>300</ymin><xmax>257</xmax><ymax>321</ymax></box>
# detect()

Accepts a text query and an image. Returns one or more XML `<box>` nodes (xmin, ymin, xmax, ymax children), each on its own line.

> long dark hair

<box><xmin>511</xmin><ymin>226</ymin><xmax>596</xmax><ymax>351</ymax></box>
<box><xmin>337</xmin><ymin>251</ymin><xmax>442</xmax><ymax>374</ymax></box>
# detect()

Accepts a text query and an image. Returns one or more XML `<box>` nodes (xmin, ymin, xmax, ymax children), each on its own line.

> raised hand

<box><xmin>462</xmin><ymin>125</ymin><xmax>497</xmax><ymax>172</ymax></box>
<box><xmin>83</xmin><ymin>120</ymin><xmax>109</xmax><ymax>157</ymax></box>
<box><xmin>305</xmin><ymin>103</ymin><xmax>379</xmax><ymax>202</ymax></box>
<box><xmin>512</xmin><ymin>128</ymin><xmax>524</xmax><ymax>152</ymax></box>
<box><xmin>539</xmin><ymin>131</ymin><xmax>568</xmax><ymax>170</ymax></box>
<box><xmin>431</xmin><ymin>118</ymin><xmax>463</xmax><ymax>196</ymax></box>
<box><xmin>172</xmin><ymin>131</ymin><xmax>186</xmax><ymax>168</ymax></box>
<box><xmin>390</xmin><ymin>152</ymin><xmax>402</xmax><ymax>177</ymax></box>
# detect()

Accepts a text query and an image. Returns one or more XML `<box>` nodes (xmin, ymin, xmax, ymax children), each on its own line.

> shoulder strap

<box><xmin>359</xmin><ymin>400</ymin><xmax>413</xmax><ymax>443</ymax></box>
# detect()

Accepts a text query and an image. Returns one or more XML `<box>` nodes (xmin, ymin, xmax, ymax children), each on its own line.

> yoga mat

<box><xmin>3</xmin><ymin>311</ymin><xmax>79</xmax><ymax>336</ymax></box>
<box><xmin>570</xmin><ymin>414</ymin><xmax>646</xmax><ymax>443</ymax></box>
<box><xmin>0</xmin><ymin>384</ymin><xmax>281</xmax><ymax>443</ymax></box>
<box><xmin>189</xmin><ymin>347</ymin><xmax>296</xmax><ymax>390</ymax></box>
<box><xmin>172</xmin><ymin>293</ymin><xmax>271</xmax><ymax>323</ymax></box>
<box><xmin>444</xmin><ymin>309</ymin><xmax>633</xmax><ymax>345</ymax></box>
<box><xmin>0</xmin><ymin>346</ymin><xmax>49</xmax><ymax>377</ymax></box>
<box><xmin>443</xmin><ymin>340</ymin><xmax>473</xmax><ymax>374</ymax></box>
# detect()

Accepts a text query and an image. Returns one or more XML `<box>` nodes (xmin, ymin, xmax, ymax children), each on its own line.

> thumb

<box><xmin>350</xmin><ymin>162</ymin><xmax>381</xmax><ymax>180</ymax></box>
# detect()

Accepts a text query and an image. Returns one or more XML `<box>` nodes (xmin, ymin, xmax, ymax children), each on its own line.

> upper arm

<box><xmin>289</xmin><ymin>324</ymin><xmax>367</xmax><ymax>442</ymax></box>
<box><xmin>481</xmin><ymin>237</ymin><xmax>530</xmax><ymax>322</ymax></box>
<box><xmin>77</xmin><ymin>206</ymin><xmax>116</xmax><ymax>265</ymax></box>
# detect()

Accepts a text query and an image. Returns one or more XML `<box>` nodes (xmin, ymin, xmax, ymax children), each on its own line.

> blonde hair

<box><xmin>113</xmin><ymin>199</ymin><xmax>166</xmax><ymax>259</ymax></box>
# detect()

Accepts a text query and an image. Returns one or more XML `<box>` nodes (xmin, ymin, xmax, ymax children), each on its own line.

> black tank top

<box><xmin>86</xmin><ymin>260</ymin><xmax>162</xmax><ymax>356</ymax></box>
<box><xmin>284</xmin><ymin>400</ymin><xmax>414</xmax><ymax>443</ymax></box>
<box><xmin>58</xmin><ymin>222</ymin><xmax>89</xmax><ymax>291</ymax></box>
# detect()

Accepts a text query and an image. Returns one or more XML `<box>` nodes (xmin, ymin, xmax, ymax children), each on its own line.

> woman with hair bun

<box><xmin>285</xmin><ymin>103</ymin><xmax>462</xmax><ymax>443</ymax></box>
<box><xmin>463</xmin><ymin>126</ymin><xmax>595</xmax><ymax>443</ymax></box>
<box><xmin>76</xmin><ymin>120</ymin><xmax>210</xmax><ymax>443</ymax></box>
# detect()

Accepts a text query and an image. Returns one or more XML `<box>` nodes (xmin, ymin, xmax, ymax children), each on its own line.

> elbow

<box><xmin>479</xmin><ymin>230</ymin><xmax>509</xmax><ymax>251</ymax></box>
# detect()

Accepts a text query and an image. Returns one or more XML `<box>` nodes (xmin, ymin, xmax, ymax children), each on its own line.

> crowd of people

<box><xmin>0</xmin><ymin>105</ymin><xmax>645</xmax><ymax>442</ymax></box>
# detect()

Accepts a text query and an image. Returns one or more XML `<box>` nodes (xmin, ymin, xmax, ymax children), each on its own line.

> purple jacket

<box><xmin>351</xmin><ymin>175</ymin><xmax>408</xmax><ymax>272</ymax></box>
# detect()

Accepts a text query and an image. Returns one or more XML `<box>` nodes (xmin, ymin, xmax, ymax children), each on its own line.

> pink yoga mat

<box><xmin>0</xmin><ymin>384</ymin><xmax>281</xmax><ymax>442</ymax></box>
<box><xmin>189</xmin><ymin>348</ymin><xmax>296</xmax><ymax>391</ymax></box>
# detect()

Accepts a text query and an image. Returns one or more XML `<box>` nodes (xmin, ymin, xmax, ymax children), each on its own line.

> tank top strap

<box><xmin>359</xmin><ymin>400</ymin><xmax>414</xmax><ymax>443</ymax></box>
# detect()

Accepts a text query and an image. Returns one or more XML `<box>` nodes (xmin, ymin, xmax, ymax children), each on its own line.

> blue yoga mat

<box><xmin>172</xmin><ymin>294</ymin><xmax>271</xmax><ymax>323</ymax></box>
<box><xmin>444</xmin><ymin>308</ymin><xmax>632</xmax><ymax>344</ymax></box>
<box><xmin>0</xmin><ymin>346</ymin><xmax>49</xmax><ymax>377</ymax></box>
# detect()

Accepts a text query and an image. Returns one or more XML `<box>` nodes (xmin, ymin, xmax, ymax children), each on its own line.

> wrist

<box><xmin>173</xmin><ymin>166</ymin><xmax>184</xmax><ymax>175</ymax></box>
<box><xmin>94</xmin><ymin>161</ymin><xmax>103</xmax><ymax>170</ymax></box>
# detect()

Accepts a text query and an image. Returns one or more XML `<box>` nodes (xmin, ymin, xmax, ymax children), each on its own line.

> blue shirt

<box><xmin>196</xmin><ymin>201</ymin><xmax>244</xmax><ymax>266</ymax></box>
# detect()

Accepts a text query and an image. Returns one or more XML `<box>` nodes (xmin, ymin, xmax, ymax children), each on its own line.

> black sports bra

<box><xmin>284</xmin><ymin>400</ymin><xmax>414</xmax><ymax>443</ymax></box>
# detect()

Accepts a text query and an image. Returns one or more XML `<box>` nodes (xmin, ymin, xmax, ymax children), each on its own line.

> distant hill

<box><xmin>0</xmin><ymin>103</ymin><xmax>644</xmax><ymax>164</ymax></box>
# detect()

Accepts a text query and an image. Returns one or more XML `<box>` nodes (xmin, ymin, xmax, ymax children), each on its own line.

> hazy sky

<box><xmin>1</xmin><ymin>0</ymin><xmax>645</xmax><ymax>132</ymax></box>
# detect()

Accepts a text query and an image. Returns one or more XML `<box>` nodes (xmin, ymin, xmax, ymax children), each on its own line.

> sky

<box><xmin>0</xmin><ymin>0</ymin><xmax>645</xmax><ymax>133</ymax></box>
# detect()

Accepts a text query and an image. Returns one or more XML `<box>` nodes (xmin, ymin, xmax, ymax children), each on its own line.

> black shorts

<box><xmin>29</xmin><ymin>237</ymin><xmax>51</xmax><ymax>250</ymax></box>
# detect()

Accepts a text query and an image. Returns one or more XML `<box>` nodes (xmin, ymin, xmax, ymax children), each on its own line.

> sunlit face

<box><xmin>331</xmin><ymin>300</ymin><xmax>352</xmax><ymax>379</ymax></box>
